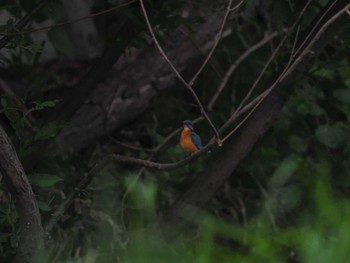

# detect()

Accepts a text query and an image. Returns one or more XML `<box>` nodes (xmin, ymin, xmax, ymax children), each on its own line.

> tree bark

<box><xmin>0</xmin><ymin>125</ymin><xmax>44</xmax><ymax>263</ymax></box>
<box><xmin>54</xmin><ymin>11</ymin><xmax>226</xmax><ymax>152</ymax></box>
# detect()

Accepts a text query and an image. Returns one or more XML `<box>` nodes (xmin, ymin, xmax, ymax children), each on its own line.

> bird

<box><xmin>180</xmin><ymin>120</ymin><xmax>204</xmax><ymax>154</ymax></box>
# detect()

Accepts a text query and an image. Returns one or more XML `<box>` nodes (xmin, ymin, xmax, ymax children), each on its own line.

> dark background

<box><xmin>0</xmin><ymin>0</ymin><xmax>350</xmax><ymax>262</ymax></box>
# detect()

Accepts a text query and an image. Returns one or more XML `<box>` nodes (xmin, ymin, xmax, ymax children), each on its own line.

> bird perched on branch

<box><xmin>180</xmin><ymin>120</ymin><xmax>204</xmax><ymax>154</ymax></box>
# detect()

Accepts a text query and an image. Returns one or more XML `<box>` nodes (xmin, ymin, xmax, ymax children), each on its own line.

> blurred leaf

<box><xmin>0</xmin><ymin>233</ymin><xmax>11</xmax><ymax>243</ymax></box>
<box><xmin>333</xmin><ymin>89</ymin><xmax>350</xmax><ymax>104</ymax></box>
<box><xmin>315</xmin><ymin>124</ymin><xmax>346</xmax><ymax>149</ymax></box>
<box><xmin>27</xmin><ymin>173</ymin><xmax>63</xmax><ymax>187</ymax></box>
<box><xmin>1</xmin><ymin>96</ymin><xmax>24</xmax><ymax>135</ymax></box>
<box><xmin>332</xmin><ymin>89</ymin><xmax>350</xmax><ymax>120</ymax></box>
<box><xmin>32</xmin><ymin>99</ymin><xmax>60</xmax><ymax>111</ymax></box>
<box><xmin>35</xmin><ymin>121</ymin><xmax>65</xmax><ymax>140</ymax></box>
<box><xmin>339</xmin><ymin>60</ymin><xmax>350</xmax><ymax>86</ymax></box>
<box><xmin>37</xmin><ymin>201</ymin><xmax>52</xmax><ymax>212</ymax></box>
<box><xmin>288</xmin><ymin>135</ymin><xmax>307</xmax><ymax>153</ymax></box>
<box><xmin>268</xmin><ymin>155</ymin><xmax>301</xmax><ymax>189</ymax></box>
<box><xmin>313</xmin><ymin>68</ymin><xmax>336</xmax><ymax>81</ymax></box>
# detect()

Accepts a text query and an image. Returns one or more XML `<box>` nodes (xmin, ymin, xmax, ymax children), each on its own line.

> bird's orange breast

<box><xmin>180</xmin><ymin>128</ymin><xmax>199</xmax><ymax>154</ymax></box>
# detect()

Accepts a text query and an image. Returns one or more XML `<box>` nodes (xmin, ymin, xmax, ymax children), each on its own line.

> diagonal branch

<box><xmin>234</xmin><ymin>0</ymin><xmax>313</xmax><ymax>115</ymax></box>
<box><xmin>189</xmin><ymin>0</ymin><xmax>245</xmax><ymax>85</ymax></box>
<box><xmin>139</xmin><ymin>0</ymin><xmax>222</xmax><ymax>145</ymax></box>
<box><xmin>189</xmin><ymin>0</ymin><xmax>234</xmax><ymax>86</ymax></box>
<box><xmin>158</xmin><ymin>0</ymin><xmax>350</xmax><ymax>230</ymax></box>
<box><xmin>208</xmin><ymin>31</ymin><xmax>278</xmax><ymax>110</ymax></box>
<box><xmin>217</xmin><ymin>0</ymin><xmax>313</xmax><ymax>137</ymax></box>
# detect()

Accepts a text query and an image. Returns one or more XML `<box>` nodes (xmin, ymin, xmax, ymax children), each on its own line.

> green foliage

<box><xmin>27</xmin><ymin>173</ymin><xmax>63</xmax><ymax>188</ymax></box>
<box><xmin>35</xmin><ymin>121</ymin><xmax>66</xmax><ymax>140</ymax></box>
<box><xmin>1</xmin><ymin>96</ymin><xmax>61</xmax><ymax>139</ymax></box>
<box><xmin>0</xmin><ymin>200</ymin><xmax>17</xmax><ymax>258</ymax></box>
<box><xmin>31</xmin><ymin>177</ymin><xmax>350</xmax><ymax>263</ymax></box>
<box><xmin>315</xmin><ymin>123</ymin><xmax>347</xmax><ymax>149</ymax></box>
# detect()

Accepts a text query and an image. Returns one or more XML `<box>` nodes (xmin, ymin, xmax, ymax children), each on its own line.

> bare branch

<box><xmin>208</xmin><ymin>31</ymin><xmax>278</xmax><ymax>110</ymax></box>
<box><xmin>157</xmin><ymin>0</ymin><xmax>350</xmax><ymax>230</ymax></box>
<box><xmin>45</xmin><ymin>0</ymin><xmax>350</xmax><ymax>237</ymax></box>
<box><xmin>230</xmin><ymin>0</ymin><xmax>245</xmax><ymax>12</ymax></box>
<box><xmin>107</xmin><ymin>2</ymin><xmax>350</xmax><ymax>171</ymax></box>
<box><xmin>109</xmin><ymin>136</ymin><xmax>155</xmax><ymax>153</ymax></box>
<box><xmin>139</xmin><ymin>0</ymin><xmax>222</xmax><ymax>145</ymax></box>
<box><xmin>189</xmin><ymin>0</ymin><xmax>235</xmax><ymax>86</ymax></box>
<box><xmin>290</xmin><ymin>1</ymin><xmax>338</xmax><ymax>62</ymax></box>
<box><xmin>222</xmin><ymin>2</ymin><xmax>350</xmax><ymax>143</ymax></box>
<box><xmin>217</xmin><ymin>0</ymin><xmax>313</xmax><ymax>136</ymax></box>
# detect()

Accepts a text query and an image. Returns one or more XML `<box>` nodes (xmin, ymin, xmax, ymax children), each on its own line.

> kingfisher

<box><xmin>180</xmin><ymin>120</ymin><xmax>204</xmax><ymax>154</ymax></box>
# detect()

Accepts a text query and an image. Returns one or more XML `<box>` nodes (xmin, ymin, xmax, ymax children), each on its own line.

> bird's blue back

<box><xmin>191</xmin><ymin>131</ymin><xmax>203</xmax><ymax>150</ymax></box>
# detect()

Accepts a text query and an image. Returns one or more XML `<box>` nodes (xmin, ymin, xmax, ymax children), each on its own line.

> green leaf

<box><xmin>333</xmin><ymin>89</ymin><xmax>350</xmax><ymax>104</ymax></box>
<box><xmin>313</xmin><ymin>68</ymin><xmax>336</xmax><ymax>81</ymax></box>
<box><xmin>35</xmin><ymin>121</ymin><xmax>65</xmax><ymax>140</ymax></box>
<box><xmin>315</xmin><ymin>124</ymin><xmax>346</xmax><ymax>149</ymax></box>
<box><xmin>268</xmin><ymin>155</ymin><xmax>301</xmax><ymax>189</ymax></box>
<box><xmin>339</xmin><ymin>60</ymin><xmax>350</xmax><ymax>86</ymax></box>
<box><xmin>37</xmin><ymin>201</ymin><xmax>52</xmax><ymax>212</ymax></box>
<box><xmin>27</xmin><ymin>173</ymin><xmax>63</xmax><ymax>187</ymax></box>
<box><xmin>32</xmin><ymin>99</ymin><xmax>60</xmax><ymax>111</ymax></box>
<box><xmin>288</xmin><ymin>135</ymin><xmax>307</xmax><ymax>153</ymax></box>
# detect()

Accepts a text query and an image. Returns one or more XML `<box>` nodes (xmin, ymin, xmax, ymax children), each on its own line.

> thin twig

<box><xmin>179</xmin><ymin>27</ymin><xmax>224</xmax><ymax>79</ymax></box>
<box><xmin>109</xmin><ymin>135</ymin><xmax>155</xmax><ymax>153</ymax></box>
<box><xmin>288</xmin><ymin>25</ymin><xmax>300</xmax><ymax>64</ymax></box>
<box><xmin>222</xmin><ymin>0</ymin><xmax>313</xmax><ymax>131</ymax></box>
<box><xmin>139</xmin><ymin>0</ymin><xmax>222</xmax><ymax>145</ymax></box>
<box><xmin>230</xmin><ymin>0</ymin><xmax>245</xmax><ymax>12</ymax></box>
<box><xmin>189</xmin><ymin>0</ymin><xmax>234</xmax><ymax>86</ymax></box>
<box><xmin>0</xmin><ymin>0</ymin><xmax>137</xmax><ymax>37</ymax></box>
<box><xmin>221</xmin><ymin>88</ymin><xmax>269</xmax><ymax>142</ymax></box>
<box><xmin>208</xmin><ymin>31</ymin><xmax>278</xmax><ymax>110</ymax></box>
<box><xmin>222</xmin><ymin>3</ymin><xmax>350</xmax><ymax>143</ymax></box>
<box><xmin>290</xmin><ymin>0</ymin><xmax>338</xmax><ymax>61</ymax></box>
<box><xmin>45</xmin><ymin>3</ymin><xmax>350</xmax><ymax>234</ymax></box>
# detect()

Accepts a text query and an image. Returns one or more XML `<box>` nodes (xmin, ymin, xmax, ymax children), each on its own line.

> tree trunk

<box><xmin>0</xmin><ymin>125</ymin><xmax>44</xmax><ymax>263</ymax></box>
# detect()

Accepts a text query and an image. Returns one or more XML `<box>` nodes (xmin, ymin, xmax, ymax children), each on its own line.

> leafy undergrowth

<box><xmin>28</xmin><ymin>177</ymin><xmax>350</xmax><ymax>263</ymax></box>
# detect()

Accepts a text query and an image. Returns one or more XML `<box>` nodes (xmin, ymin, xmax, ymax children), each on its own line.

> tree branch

<box><xmin>157</xmin><ymin>0</ymin><xmax>350</xmax><ymax>230</ymax></box>
<box><xmin>208</xmin><ymin>31</ymin><xmax>278</xmax><ymax>110</ymax></box>
<box><xmin>139</xmin><ymin>0</ymin><xmax>222</xmax><ymax>145</ymax></box>
<box><xmin>189</xmin><ymin>0</ymin><xmax>235</xmax><ymax>86</ymax></box>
